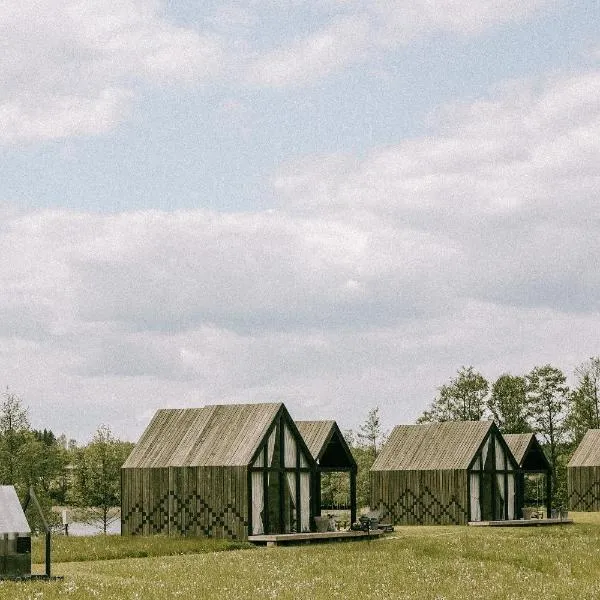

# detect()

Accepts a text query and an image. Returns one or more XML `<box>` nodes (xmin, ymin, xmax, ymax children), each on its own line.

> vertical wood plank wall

<box><xmin>122</xmin><ymin>466</ymin><xmax>249</xmax><ymax>540</ymax></box>
<box><xmin>371</xmin><ymin>470</ymin><xmax>469</xmax><ymax>525</ymax></box>
<box><xmin>568</xmin><ymin>466</ymin><xmax>600</xmax><ymax>511</ymax></box>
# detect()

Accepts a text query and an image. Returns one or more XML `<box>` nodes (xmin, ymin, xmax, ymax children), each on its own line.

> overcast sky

<box><xmin>1</xmin><ymin>1</ymin><xmax>599</xmax><ymax>442</ymax></box>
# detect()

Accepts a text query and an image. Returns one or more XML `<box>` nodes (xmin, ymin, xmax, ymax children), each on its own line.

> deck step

<box><xmin>248</xmin><ymin>529</ymin><xmax>385</xmax><ymax>546</ymax></box>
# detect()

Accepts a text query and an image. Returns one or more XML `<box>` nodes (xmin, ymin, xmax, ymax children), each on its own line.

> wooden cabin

<box><xmin>568</xmin><ymin>429</ymin><xmax>600</xmax><ymax>511</ymax></box>
<box><xmin>0</xmin><ymin>486</ymin><xmax>31</xmax><ymax>578</ymax></box>
<box><xmin>504</xmin><ymin>433</ymin><xmax>552</xmax><ymax>517</ymax></box>
<box><xmin>371</xmin><ymin>421</ymin><xmax>520</xmax><ymax>525</ymax></box>
<box><xmin>296</xmin><ymin>421</ymin><xmax>357</xmax><ymax>524</ymax></box>
<box><xmin>121</xmin><ymin>403</ymin><xmax>316</xmax><ymax>540</ymax></box>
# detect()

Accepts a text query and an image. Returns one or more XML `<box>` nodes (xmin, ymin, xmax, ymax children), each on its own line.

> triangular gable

<box><xmin>296</xmin><ymin>421</ymin><xmax>356</xmax><ymax>469</ymax></box>
<box><xmin>504</xmin><ymin>433</ymin><xmax>551</xmax><ymax>471</ymax></box>
<box><xmin>249</xmin><ymin>405</ymin><xmax>317</xmax><ymax>471</ymax></box>
<box><xmin>467</xmin><ymin>422</ymin><xmax>520</xmax><ymax>471</ymax></box>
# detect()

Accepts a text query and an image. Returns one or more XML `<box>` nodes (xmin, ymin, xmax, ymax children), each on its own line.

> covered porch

<box><xmin>504</xmin><ymin>433</ymin><xmax>552</xmax><ymax>518</ymax></box>
<box><xmin>296</xmin><ymin>421</ymin><xmax>357</xmax><ymax>526</ymax></box>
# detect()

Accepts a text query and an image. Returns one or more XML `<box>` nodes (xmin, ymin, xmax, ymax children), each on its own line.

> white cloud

<box><xmin>372</xmin><ymin>0</ymin><xmax>550</xmax><ymax>42</ymax></box>
<box><xmin>271</xmin><ymin>68</ymin><xmax>600</xmax><ymax>314</ymax></box>
<box><xmin>2</xmin><ymin>67</ymin><xmax>600</xmax><ymax>440</ymax></box>
<box><xmin>0</xmin><ymin>0</ymin><xmax>558</xmax><ymax>137</ymax></box>
<box><xmin>244</xmin><ymin>0</ymin><xmax>551</xmax><ymax>87</ymax></box>
<box><xmin>246</xmin><ymin>15</ymin><xmax>370</xmax><ymax>87</ymax></box>
<box><xmin>0</xmin><ymin>0</ymin><xmax>223</xmax><ymax>143</ymax></box>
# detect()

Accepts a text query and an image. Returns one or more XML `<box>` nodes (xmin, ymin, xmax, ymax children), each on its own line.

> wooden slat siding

<box><xmin>121</xmin><ymin>471</ymin><xmax>127</xmax><ymax>535</ymax></box>
<box><xmin>218</xmin><ymin>467</ymin><xmax>225</xmax><ymax>538</ymax></box>
<box><xmin>162</xmin><ymin>468</ymin><xmax>169</xmax><ymax>533</ymax></box>
<box><xmin>132</xmin><ymin>468</ymin><xmax>139</xmax><ymax>534</ymax></box>
<box><xmin>216</xmin><ymin>466</ymin><xmax>224</xmax><ymax>539</ymax></box>
<box><xmin>122</xmin><ymin>469</ymin><xmax>128</xmax><ymax>535</ymax></box>
<box><xmin>126</xmin><ymin>469</ymin><xmax>133</xmax><ymax>535</ymax></box>
<box><xmin>372</xmin><ymin>421</ymin><xmax>494</xmax><ymax>472</ymax></box>
<box><xmin>142</xmin><ymin>468</ymin><xmax>149</xmax><ymax>536</ymax></box>
<box><xmin>171</xmin><ymin>467</ymin><xmax>180</xmax><ymax>535</ymax></box>
<box><xmin>371</xmin><ymin>469</ymin><xmax>469</xmax><ymax>525</ymax></box>
<box><xmin>568</xmin><ymin>430</ymin><xmax>600</xmax><ymax>467</ymax></box>
<box><xmin>131</xmin><ymin>469</ymin><xmax>137</xmax><ymax>534</ymax></box>
<box><xmin>193</xmin><ymin>466</ymin><xmax>201</xmax><ymax>536</ymax></box>
<box><xmin>197</xmin><ymin>466</ymin><xmax>205</xmax><ymax>536</ymax></box>
<box><xmin>241</xmin><ymin>466</ymin><xmax>249</xmax><ymax>540</ymax></box>
<box><xmin>567</xmin><ymin>431</ymin><xmax>600</xmax><ymax>512</ymax></box>
<box><xmin>141</xmin><ymin>468</ymin><xmax>149</xmax><ymax>536</ymax></box>
<box><xmin>235</xmin><ymin>466</ymin><xmax>241</xmax><ymax>540</ymax></box>
<box><xmin>568</xmin><ymin>466</ymin><xmax>600</xmax><ymax>511</ymax></box>
<box><xmin>207</xmin><ymin>466</ymin><xmax>216</xmax><ymax>537</ymax></box>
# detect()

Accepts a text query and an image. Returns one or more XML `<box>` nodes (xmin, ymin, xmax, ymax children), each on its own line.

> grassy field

<box><xmin>2</xmin><ymin>513</ymin><xmax>600</xmax><ymax>599</ymax></box>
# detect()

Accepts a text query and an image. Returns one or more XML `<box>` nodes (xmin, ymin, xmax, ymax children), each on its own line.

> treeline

<box><xmin>325</xmin><ymin>357</ymin><xmax>599</xmax><ymax>511</ymax></box>
<box><xmin>0</xmin><ymin>391</ymin><xmax>133</xmax><ymax>532</ymax></box>
<box><xmin>6</xmin><ymin>356</ymin><xmax>598</xmax><ymax>524</ymax></box>
<box><xmin>417</xmin><ymin>358</ymin><xmax>600</xmax><ymax>507</ymax></box>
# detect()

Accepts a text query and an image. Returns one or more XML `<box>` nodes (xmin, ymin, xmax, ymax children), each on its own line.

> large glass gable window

<box><xmin>250</xmin><ymin>417</ymin><xmax>312</xmax><ymax>535</ymax></box>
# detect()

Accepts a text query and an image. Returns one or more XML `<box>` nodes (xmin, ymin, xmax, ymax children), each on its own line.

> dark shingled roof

<box><xmin>123</xmin><ymin>403</ymin><xmax>282</xmax><ymax>468</ymax></box>
<box><xmin>372</xmin><ymin>421</ymin><xmax>494</xmax><ymax>471</ymax></box>
<box><xmin>568</xmin><ymin>429</ymin><xmax>600</xmax><ymax>467</ymax></box>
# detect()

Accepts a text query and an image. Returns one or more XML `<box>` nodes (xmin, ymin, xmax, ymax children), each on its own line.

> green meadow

<box><xmin>3</xmin><ymin>514</ymin><xmax>600</xmax><ymax>600</ymax></box>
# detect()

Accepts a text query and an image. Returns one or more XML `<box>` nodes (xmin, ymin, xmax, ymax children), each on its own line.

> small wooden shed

<box><xmin>371</xmin><ymin>421</ymin><xmax>520</xmax><ymax>525</ymax></box>
<box><xmin>296</xmin><ymin>421</ymin><xmax>357</xmax><ymax>524</ymax></box>
<box><xmin>0</xmin><ymin>486</ymin><xmax>31</xmax><ymax>578</ymax></box>
<box><xmin>568</xmin><ymin>429</ymin><xmax>600</xmax><ymax>511</ymax></box>
<box><xmin>504</xmin><ymin>433</ymin><xmax>552</xmax><ymax>518</ymax></box>
<box><xmin>122</xmin><ymin>403</ymin><xmax>316</xmax><ymax>540</ymax></box>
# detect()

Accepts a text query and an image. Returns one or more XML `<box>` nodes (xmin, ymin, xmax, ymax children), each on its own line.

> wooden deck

<box><xmin>469</xmin><ymin>518</ymin><xmax>574</xmax><ymax>527</ymax></box>
<box><xmin>249</xmin><ymin>529</ymin><xmax>385</xmax><ymax>547</ymax></box>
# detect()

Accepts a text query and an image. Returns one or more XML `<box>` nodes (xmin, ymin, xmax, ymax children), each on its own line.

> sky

<box><xmin>1</xmin><ymin>0</ymin><xmax>599</xmax><ymax>443</ymax></box>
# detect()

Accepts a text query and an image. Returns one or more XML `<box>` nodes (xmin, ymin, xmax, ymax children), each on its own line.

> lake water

<box><xmin>62</xmin><ymin>520</ymin><xmax>121</xmax><ymax>536</ymax></box>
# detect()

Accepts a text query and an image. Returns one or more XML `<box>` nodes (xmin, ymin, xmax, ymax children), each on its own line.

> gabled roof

<box><xmin>503</xmin><ymin>433</ymin><xmax>550</xmax><ymax>471</ymax></box>
<box><xmin>0</xmin><ymin>486</ymin><xmax>30</xmax><ymax>536</ymax></box>
<box><xmin>296</xmin><ymin>421</ymin><xmax>356</xmax><ymax>469</ymax></box>
<box><xmin>296</xmin><ymin>421</ymin><xmax>336</xmax><ymax>460</ymax></box>
<box><xmin>123</xmin><ymin>403</ymin><xmax>283</xmax><ymax>468</ymax></box>
<box><xmin>503</xmin><ymin>433</ymin><xmax>535</xmax><ymax>466</ymax></box>
<box><xmin>568</xmin><ymin>429</ymin><xmax>600</xmax><ymax>467</ymax></box>
<box><xmin>372</xmin><ymin>421</ymin><xmax>494</xmax><ymax>471</ymax></box>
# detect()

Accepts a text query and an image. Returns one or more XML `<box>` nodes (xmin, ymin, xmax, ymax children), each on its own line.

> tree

<box><xmin>418</xmin><ymin>366</ymin><xmax>489</xmax><ymax>423</ymax></box>
<box><xmin>351</xmin><ymin>444</ymin><xmax>375</xmax><ymax>510</ymax></box>
<box><xmin>0</xmin><ymin>390</ymin><xmax>30</xmax><ymax>485</ymax></box>
<box><xmin>30</xmin><ymin>429</ymin><xmax>71</xmax><ymax>504</ymax></box>
<box><xmin>72</xmin><ymin>425</ymin><xmax>134</xmax><ymax>533</ymax></box>
<box><xmin>487</xmin><ymin>374</ymin><xmax>531</xmax><ymax>433</ymax></box>
<box><xmin>525</xmin><ymin>365</ymin><xmax>569</xmax><ymax>502</ymax></box>
<box><xmin>566</xmin><ymin>357</ymin><xmax>600</xmax><ymax>443</ymax></box>
<box><xmin>0</xmin><ymin>389</ymin><xmax>29</xmax><ymax>432</ymax></box>
<box><xmin>0</xmin><ymin>391</ymin><xmax>68</xmax><ymax>530</ymax></box>
<box><xmin>357</xmin><ymin>407</ymin><xmax>384</xmax><ymax>457</ymax></box>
